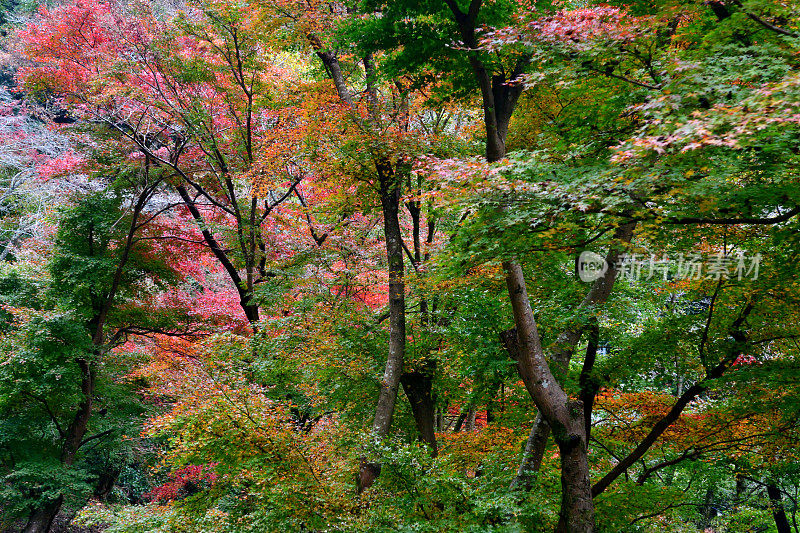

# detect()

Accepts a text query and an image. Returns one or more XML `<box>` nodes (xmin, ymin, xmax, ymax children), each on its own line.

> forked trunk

<box><xmin>505</xmin><ymin>223</ymin><xmax>635</xmax><ymax>490</ymax></box>
<box><xmin>503</xmin><ymin>260</ymin><xmax>596</xmax><ymax>532</ymax></box>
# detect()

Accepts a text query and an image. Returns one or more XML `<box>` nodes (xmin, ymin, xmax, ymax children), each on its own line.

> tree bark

<box><xmin>443</xmin><ymin>0</ymin><xmax>528</xmax><ymax>163</ymax></box>
<box><xmin>501</xmin><ymin>326</ymin><xmax>553</xmax><ymax>489</ymax></box>
<box><xmin>371</xmin><ymin>162</ymin><xmax>405</xmax><ymax>438</ymax></box>
<box><xmin>701</xmin><ymin>487</ymin><xmax>717</xmax><ymax>522</ymax></box>
<box><xmin>453</xmin><ymin>405</ymin><xmax>471</xmax><ymax>432</ymax></box>
<box><xmin>21</xmin><ymin>495</ymin><xmax>62</xmax><ymax>533</ymax></box>
<box><xmin>311</xmin><ymin>37</ymin><xmax>420</xmax><ymax>491</ymax></box>
<box><xmin>503</xmin><ymin>260</ymin><xmax>595</xmax><ymax>532</ymax></box>
<box><xmin>402</xmin><ymin>191</ymin><xmax>439</xmax><ymax>454</ymax></box>
<box><xmin>359</xmin><ymin>161</ymin><xmax>407</xmax><ymax>491</ymax></box>
<box><xmin>507</xmin><ymin>222</ymin><xmax>635</xmax><ymax>489</ymax></box>
<box><xmin>309</xmin><ymin>38</ymin><xmax>353</xmax><ymax>107</ymax></box>
<box><xmin>60</xmin><ymin>359</ymin><xmax>95</xmax><ymax>466</ymax></box>
<box><xmin>466</xmin><ymin>407</ymin><xmax>476</xmax><ymax>432</ymax></box>
<box><xmin>556</xmin><ymin>422</ymin><xmax>595</xmax><ymax>533</ymax></box>
<box><xmin>767</xmin><ymin>483</ymin><xmax>792</xmax><ymax>533</ymax></box>
<box><xmin>357</xmin><ymin>460</ymin><xmax>381</xmax><ymax>493</ymax></box>
<box><xmin>510</xmin><ymin>412</ymin><xmax>550</xmax><ymax>490</ymax></box>
<box><xmin>578</xmin><ymin>323</ymin><xmax>600</xmax><ymax>443</ymax></box>
<box><xmin>401</xmin><ymin>369</ymin><xmax>438</xmax><ymax>456</ymax></box>
<box><xmin>463</xmin><ymin>0</ymin><xmax>634</xmax><ymax>469</ymax></box>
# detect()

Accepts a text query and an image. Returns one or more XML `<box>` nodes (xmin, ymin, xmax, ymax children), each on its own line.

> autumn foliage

<box><xmin>0</xmin><ymin>0</ymin><xmax>799</xmax><ymax>532</ymax></box>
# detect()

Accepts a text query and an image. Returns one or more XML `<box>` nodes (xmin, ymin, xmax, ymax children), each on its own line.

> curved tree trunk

<box><xmin>505</xmin><ymin>222</ymin><xmax>634</xmax><ymax>489</ymax></box>
<box><xmin>510</xmin><ymin>412</ymin><xmax>551</xmax><ymax>490</ymax></box>
<box><xmin>503</xmin><ymin>260</ymin><xmax>595</xmax><ymax>532</ymax></box>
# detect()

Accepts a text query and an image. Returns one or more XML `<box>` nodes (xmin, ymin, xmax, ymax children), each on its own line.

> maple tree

<box><xmin>0</xmin><ymin>149</ymin><xmax>203</xmax><ymax>530</ymax></box>
<box><xmin>18</xmin><ymin>0</ymin><xmax>313</xmax><ymax>326</ymax></box>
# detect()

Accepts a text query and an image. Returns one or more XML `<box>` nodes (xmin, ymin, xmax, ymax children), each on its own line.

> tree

<box><xmin>0</xmin><ymin>86</ymin><xmax>71</xmax><ymax>261</ymax></box>
<box><xmin>18</xmin><ymin>0</ymin><xmax>308</xmax><ymax>326</ymax></box>
<box><xmin>440</xmin><ymin>1</ymin><xmax>800</xmax><ymax>530</ymax></box>
<box><xmin>264</xmin><ymin>0</ymin><xmax>473</xmax><ymax>482</ymax></box>
<box><xmin>0</xmin><ymin>146</ymin><xmax>196</xmax><ymax>530</ymax></box>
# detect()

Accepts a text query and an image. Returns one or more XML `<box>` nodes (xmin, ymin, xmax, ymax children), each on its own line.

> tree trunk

<box><xmin>701</xmin><ymin>487</ymin><xmax>717</xmax><ymax>523</ymax></box>
<box><xmin>21</xmin><ymin>188</ymin><xmax>153</xmax><ymax>528</ymax></box>
<box><xmin>735</xmin><ymin>472</ymin><xmax>745</xmax><ymax>499</ymax></box>
<box><xmin>555</xmin><ymin>412</ymin><xmax>595</xmax><ymax>533</ymax></box>
<box><xmin>444</xmin><ymin>2</ymin><xmax>527</xmax><ymax>164</ymax></box>
<box><xmin>401</xmin><ymin>370</ymin><xmax>438</xmax><ymax>456</ymax></box>
<box><xmin>767</xmin><ymin>483</ymin><xmax>792</xmax><ymax>533</ymax></box>
<box><xmin>360</xmin><ymin>162</ymin><xmax>406</xmax><ymax>491</ymax></box>
<box><xmin>486</xmin><ymin>381</ymin><xmax>499</xmax><ymax>424</ymax></box>
<box><xmin>94</xmin><ymin>467</ymin><xmax>120</xmax><ymax>501</ymax></box>
<box><xmin>357</xmin><ymin>460</ymin><xmax>381</xmax><ymax>493</ymax></box>
<box><xmin>61</xmin><ymin>359</ymin><xmax>95</xmax><ymax>465</ymax></box>
<box><xmin>403</xmin><ymin>192</ymin><xmax>439</xmax><ymax>454</ymax></box>
<box><xmin>174</xmin><ymin>184</ymin><xmax>259</xmax><ymax>324</ymax></box>
<box><xmin>453</xmin><ymin>405</ymin><xmax>471</xmax><ymax>432</ymax></box>
<box><xmin>501</xmin><ymin>327</ymin><xmax>553</xmax><ymax>488</ymax></box>
<box><xmin>22</xmin><ymin>359</ymin><xmax>96</xmax><ymax>531</ymax></box>
<box><xmin>503</xmin><ymin>260</ymin><xmax>595</xmax><ymax>531</ymax></box>
<box><xmin>21</xmin><ymin>495</ymin><xmax>62</xmax><ymax>533</ymax></box>
<box><xmin>466</xmin><ymin>407</ymin><xmax>476</xmax><ymax>432</ymax></box>
<box><xmin>504</xmin><ymin>223</ymin><xmax>634</xmax><ymax>489</ymax></box>
<box><xmin>371</xmin><ymin>162</ymin><xmax>405</xmax><ymax>438</ymax></box>
<box><xmin>313</xmin><ymin>43</ymin><xmax>421</xmax><ymax>491</ymax></box>
<box><xmin>510</xmin><ymin>412</ymin><xmax>550</xmax><ymax>490</ymax></box>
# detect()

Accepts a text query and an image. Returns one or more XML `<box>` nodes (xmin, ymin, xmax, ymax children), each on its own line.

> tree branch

<box><xmin>591</xmin><ymin>301</ymin><xmax>755</xmax><ymax>497</ymax></box>
<box><xmin>667</xmin><ymin>206</ymin><xmax>800</xmax><ymax>226</ymax></box>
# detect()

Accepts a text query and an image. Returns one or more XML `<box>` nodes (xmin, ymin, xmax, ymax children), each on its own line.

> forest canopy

<box><xmin>0</xmin><ymin>0</ymin><xmax>799</xmax><ymax>532</ymax></box>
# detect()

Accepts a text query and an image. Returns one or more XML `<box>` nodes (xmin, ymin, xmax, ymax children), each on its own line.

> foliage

<box><xmin>2</xmin><ymin>0</ymin><xmax>800</xmax><ymax>531</ymax></box>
